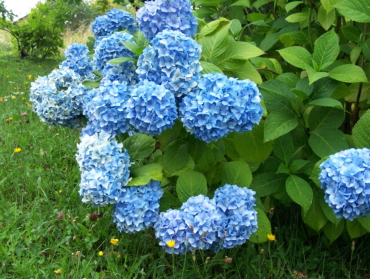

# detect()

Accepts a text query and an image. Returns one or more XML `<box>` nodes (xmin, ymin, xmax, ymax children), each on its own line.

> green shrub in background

<box><xmin>0</xmin><ymin>0</ymin><xmax>71</xmax><ymax>58</ymax></box>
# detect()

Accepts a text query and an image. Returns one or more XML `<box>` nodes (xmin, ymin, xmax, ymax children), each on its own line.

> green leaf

<box><xmin>198</xmin><ymin>145</ymin><xmax>216</xmax><ymax>172</ymax></box>
<box><xmin>249</xmin><ymin>208</ymin><xmax>272</xmax><ymax>243</ymax></box>
<box><xmin>230</xmin><ymin>19</ymin><xmax>242</xmax><ymax>36</ymax></box>
<box><xmin>362</xmin><ymin>38</ymin><xmax>370</xmax><ymax>61</ymax></box>
<box><xmin>264</xmin><ymin>110</ymin><xmax>299</xmax><ymax>142</ymax></box>
<box><xmin>280</xmin><ymin>30</ymin><xmax>317</xmax><ymax>47</ymax></box>
<box><xmin>309</xmin><ymin>128</ymin><xmax>348</xmax><ymax>158</ymax></box>
<box><xmin>188</xmin><ymin>136</ymin><xmax>207</xmax><ymax>162</ymax></box>
<box><xmin>259</xmin><ymin>80</ymin><xmax>297</xmax><ymax>113</ymax></box>
<box><xmin>221</xmin><ymin>161</ymin><xmax>252</xmax><ymax>188</ymax></box>
<box><xmin>277</xmin><ymin>46</ymin><xmax>312</xmax><ymax>70</ymax></box>
<box><xmin>163</xmin><ymin>142</ymin><xmax>189</xmax><ymax>174</ymax></box>
<box><xmin>123</xmin><ymin>134</ymin><xmax>155</xmax><ymax>161</ymax></box>
<box><xmin>302</xmin><ymin>188</ymin><xmax>328</xmax><ymax>231</ymax></box>
<box><xmin>200</xmin><ymin>21</ymin><xmax>231</xmax><ymax>60</ymax></box>
<box><xmin>313</xmin><ymin>29</ymin><xmax>339</xmax><ymax>71</ymax></box>
<box><xmin>341</xmin><ymin>25</ymin><xmax>361</xmax><ymax>42</ymax></box>
<box><xmin>250</xmin><ymin>173</ymin><xmax>286</xmax><ymax>197</ymax></box>
<box><xmin>273</xmin><ymin>134</ymin><xmax>294</xmax><ymax>164</ymax></box>
<box><xmin>276</xmin><ymin>73</ymin><xmax>300</xmax><ymax>89</ymax></box>
<box><xmin>318</xmin><ymin>5</ymin><xmax>336</xmax><ymax>30</ymax></box>
<box><xmin>82</xmin><ymin>80</ymin><xmax>100</xmax><ymax>88</ymax></box>
<box><xmin>171</xmin><ymin>156</ymin><xmax>195</xmax><ymax>176</ymax></box>
<box><xmin>319</xmin><ymin>194</ymin><xmax>341</xmax><ymax>226</ymax></box>
<box><xmin>308</xmin><ymin>98</ymin><xmax>344</xmax><ymax>110</ymax></box>
<box><xmin>234</xmin><ymin>123</ymin><xmax>273</xmax><ymax>162</ymax></box>
<box><xmin>333</xmin><ymin>0</ymin><xmax>370</xmax><ymax>23</ymax></box>
<box><xmin>108</xmin><ymin>57</ymin><xmax>137</xmax><ymax>64</ymax></box>
<box><xmin>285</xmin><ymin>1</ymin><xmax>303</xmax><ymax>12</ymax></box>
<box><xmin>224</xmin><ymin>61</ymin><xmax>262</xmax><ymax>84</ymax></box>
<box><xmin>347</xmin><ymin>219</ymin><xmax>368</xmax><ymax>239</ymax></box>
<box><xmin>350</xmin><ymin>45</ymin><xmax>362</xmax><ymax>64</ymax></box>
<box><xmin>121</xmin><ymin>41</ymin><xmax>138</xmax><ymax>53</ymax></box>
<box><xmin>193</xmin><ymin>7</ymin><xmax>216</xmax><ymax>18</ymax></box>
<box><xmin>200</xmin><ymin>61</ymin><xmax>223</xmax><ymax>74</ymax></box>
<box><xmin>309</xmin><ymin>156</ymin><xmax>329</xmax><ymax>187</ymax></box>
<box><xmin>308</xmin><ymin>106</ymin><xmax>344</xmax><ymax>131</ymax></box>
<box><xmin>285</xmin><ymin>12</ymin><xmax>309</xmax><ymax>23</ymax></box>
<box><xmin>352</xmin><ymin>110</ymin><xmax>370</xmax><ymax>148</ymax></box>
<box><xmin>286</xmin><ymin>175</ymin><xmax>313</xmax><ymax>215</ymax></box>
<box><xmin>323</xmin><ymin>220</ymin><xmax>344</xmax><ymax>243</ymax></box>
<box><xmin>176</xmin><ymin>171</ymin><xmax>207</xmax><ymax>203</ymax></box>
<box><xmin>127</xmin><ymin>164</ymin><xmax>163</xmax><ymax>186</ymax></box>
<box><xmin>305</xmin><ymin>64</ymin><xmax>329</xmax><ymax>84</ymax></box>
<box><xmin>157</xmin><ymin>120</ymin><xmax>182</xmax><ymax>149</ymax></box>
<box><xmin>159</xmin><ymin>191</ymin><xmax>182</xmax><ymax>212</ymax></box>
<box><xmin>230</xmin><ymin>0</ymin><xmax>250</xmax><ymax>7</ymax></box>
<box><xmin>259</xmin><ymin>33</ymin><xmax>280</xmax><ymax>52</ymax></box>
<box><xmin>218</xmin><ymin>42</ymin><xmax>264</xmax><ymax>65</ymax></box>
<box><xmin>321</xmin><ymin>0</ymin><xmax>340</xmax><ymax>12</ymax></box>
<box><xmin>357</xmin><ymin>215</ymin><xmax>370</xmax><ymax>232</ymax></box>
<box><xmin>289</xmin><ymin>159</ymin><xmax>309</xmax><ymax>172</ymax></box>
<box><xmin>198</xmin><ymin>18</ymin><xmax>228</xmax><ymax>36</ymax></box>
<box><xmin>328</xmin><ymin>64</ymin><xmax>368</xmax><ymax>83</ymax></box>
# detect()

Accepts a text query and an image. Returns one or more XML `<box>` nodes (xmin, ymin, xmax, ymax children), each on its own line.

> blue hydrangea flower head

<box><xmin>102</xmin><ymin>61</ymin><xmax>139</xmax><ymax>86</ymax></box>
<box><xmin>136</xmin><ymin>30</ymin><xmax>202</xmax><ymax>97</ymax></box>
<box><xmin>61</xmin><ymin>43</ymin><xmax>94</xmax><ymax>79</ymax></box>
<box><xmin>30</xmin><ymin>67</ymin><xmax>89</xmax><ymax>128</ymax></box>
<box><xmin>125</xmin><ymin>80</ymin><xmax>178</xmax><ymax>136</ymax></box>
<box><xmin>179</xmin><ymin>73</ymin><xmax>263</xmax><ymax>143</ymax></box>
<box><xmin>180</xmin><ymin>195</ymin><xmax>221</xmax><ymax>251</ymax></box>
<box><xmin>83</xmin><ymin>80</ymin><xmax>132</xmax><ymax>136</ymax></box>
<box><xmin>319</xmin><ymin>148</ymin><xmax>370</xmax><ymax>221</ymax></box>
<box><xmin>92</xmin><ymin>9</ymin><xmax>136</xmax><ymax>39</ymax></box>
<box><xmin>212</xmin><ymin>184</ymin><xmax>258</xmax><ymax>250</ymax></box>
<box><xmin>93</xmin><ymin>32</ymin><xmax>137</xmax><ymax>74</ymax></box>
<box><xmin>136</xmin><ymin>0</ymin><xmax>197</xmax><ymax>41</ymax></box>
<box><xmin>113</xmin><ymin>180</ymin><xmax>163</xmax><ymax>233</ymax></box>
<box><xmin>154</xmin><ymin>209</ymin><xmax>189</xmax><ymax>254</ymax></box>
<box><xmin>76</xmin><ymin>131</ymin><xmax>132</xmax><ymax>206</ymax></box>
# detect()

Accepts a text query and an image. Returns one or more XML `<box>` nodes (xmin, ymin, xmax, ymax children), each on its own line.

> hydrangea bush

<box><xmin>32</xmin><ymin>0</ymin><xmax>370</xmax><ymax>255</ymax></box>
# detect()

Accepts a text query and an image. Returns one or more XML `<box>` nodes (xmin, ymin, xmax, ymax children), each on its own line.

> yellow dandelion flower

<box><xmin>267</xmin><ymin>234</ymin><xmax>276</xmax><ymax>241</ymax></box>
<box><xmin>12</xmin><ymin>96</ymin><xmax>17</xmax><ymax>100</ymax></box>
<box><xmin>6</xmin><ymin>117</ymin><xmax>13</xmax><ymax>122</ymax></box>
<box><xmin>54</xmin><ymin>269</ymin><xmax>61</xmax><ymax>274</ymax></box>
<box><xmin>58</xmin><ymin>190</ymin><xmax>62</xmax><ymax>194</ymax></box>
<box><xmin>6</xmin><ymin>75</ymin><xmax>9</xmax><ymax>77</ymax></box>
<box><xmin>75</xmin><ymin>251</ymin><xmax>80</xmax><ymax>256</ymax></box>
<box><xmin>38</xmin><ymin>65</ymin><xmax>41</xmax><ymax>68</ymax></box>
<box><xmin>24</xmin><ymin>82</ymin><xmax>29</xmax><ymax>85</ymax></box>
<box><xmin>28</xmin><ymin>75</ymin><xmax>32</xmax><ymax>79</ymax></box>
<box><xmin>14</xmin><ymin>147</ymin><xmax>21</xmax><ymax>153</ymax></box>
<box><xmin>56</xmin><ymin>133</ymin><xmax>60</xmax><ymax>136</ymax></box>
<box><xmin>110</xmin><ymin>238</ymin><xmax>119</xmax><ymax>245</ymax></box>
<box><xmin>26</xmin><ymin>103</ymin><xmax>32</xmax><ymax>107</ymax></box>
<box><xmin>166</xmin><ymin>240</ymin><xmax>175</xmax><ymax>248</ymax></box>
<box><xmin>22</xmin><ymin>97</ymin><xmax>26</xmax><ymax>100</ymax></box>
<box><xmin>98</xmin><ymin>251</ymin><xmax>104</xmax><ymax>256</ymax></box>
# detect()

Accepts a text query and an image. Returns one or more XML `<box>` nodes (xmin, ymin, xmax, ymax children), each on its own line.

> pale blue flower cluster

<box><xmin>93</xmin><ymin>32</ymin><xmax>137</xmax><ymax>74</ymax></box>
<box><xmin>76</xmin><ymin>131</ymin><xmax>131</xmax><ymax>206</ymax></box>
<box><xmin>83</xmin><ymin>80</ymin><xmax>132</xmax><ymax>136</ymax></box>
<box><xmin>61</xmin><ymin>43</ymin><xmax>93</xmax><ymax>79</ymax></box>
<box><xmin>102</xmin><ymin>62</ymin><xmax>138</xmax><ymax>86</ymax></box>
<box><xmin>154</xmin><ymin>209</ymin><xmax>189</xmax><ymax>254</ymax></box>
<box><xmin>92</xmin><ymin>8</ymin><xmax>136</xmax><ymax>40</ymax></box>
<box><xmin>113</xmin><ymin>180</ymin><xmax>163</xmax><ymax>233</ymax></box>
<box><xmin>155</xmin><ymin>185</ymin><xmax>258</xmax><ymax>254</ymax></box>
<box><xmin>213</xmin><ymin>184</ymin><xmax>258</xmax><ymax>250</ymax></box>
<box><xmin>179</xmin><ymin>73</ymin><xmax>263</xmax><ymax>143</ymax></box>
<box><xmin>30</xmin><ymin>67</ymin><xmax>88</xmax><ymax>128</ymax></box>
<box><xmin>136</xmin><ymin>30</ymin><xmax>202</xmax><ymax>97</ymax></box>
<box><xmin>319</xmin><ymin>148</ymin><xmax>370</xmax><ymax>221</ymax></box>
<box><xmin>136</xmin><ymin>0</ymin><xmax>197</xmax><ymax>41</ymax></box>
<box><xmin>125</xmin><ymin>80</ymin><xmax>177</xmax><ymax>136</ymax></box>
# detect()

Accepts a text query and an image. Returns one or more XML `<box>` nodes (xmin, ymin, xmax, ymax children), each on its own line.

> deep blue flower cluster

<box><xmin>93</xmin><ymin>32</ymin><xmax>137</xmax><ymax>74</ymax></box>
<box><xmin>319</xmin><ymin>148</ymin><xmax>370</xmax><ymax>221</ymax></box>
<box><xmin>125</xmin><ymin>80</ymin><xmax>177</xmax><ymax>136</ymax></box>
<box><xmin>113</xmin><ymin>180</ymin><xmax>163</xmax><ymax>233</ymax></box>
<box><xmin>61</xmin><ymin>43</ymin><xmax>94</xmax><ymax>79</ymax></box>
<box><xmin>154</xmin><ymin>185</ymin><xmax>258</xmax><ymax>254</ymax></box>
<box><xmin>92</xmin><ymin>8</ymin><xmax>136</xmax><ymax>40</ymax></box>
<box><xmin>213</xmin><ymin>184</ymin><xmax>258</xmax><ymax>250</ymax></box>
<box><xmin>30</xmin><ymin>67</ymin><xmax>88</xmax><ymax>128</ymax></box>
<box><xmin>136</xmin><ymin>0</ymin><xmax>197</xmax><ymax>41</ymax></box>
<box><xmin>83</xmin><ymin>80</ymin><xmax>132</xmax><ymax>136</ymax></box>
<box><xmin>102</xmin><ymin>62</ymin><xmax>139</xmax><ymax>86</ymax></box>
<box><xmin>179</xmin><ymin>73</ymin><xmax>263</xmax><ymax>143</ymax></box>
<box><xmin>76</xmin><ymin>131</ymin><xmax>131</xmax><ymax>206</ymax></box>
<box><xmin>136</xmin><ymin>30</ymin><xmax>201</xmax><ymax>97</ymax></box>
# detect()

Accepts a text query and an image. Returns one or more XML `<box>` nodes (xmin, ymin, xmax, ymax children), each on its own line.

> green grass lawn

<box><xmin>0</xmin><ymin>55</ymin><xmax>370</xmax><ymax>279</ymax></box>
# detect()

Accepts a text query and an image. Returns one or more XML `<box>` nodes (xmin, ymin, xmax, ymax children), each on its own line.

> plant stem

<box><xmin>352</xmin><ymin>22</ymin><xmax>369</xmax><ymax>127</ymax></box>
